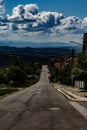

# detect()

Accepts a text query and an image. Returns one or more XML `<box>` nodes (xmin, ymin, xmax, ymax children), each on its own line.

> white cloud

<box><xmin>7</xmin><ymin>4</ymin><xmax>64</xmax><ymax>28</ymax></box>
<box><xmin>35</xmin><ymin>11</ymin><xmax>63</xmax><ymax>28</ymax></box>
<box><xmin>61</xmin><ymin>16</ymin><xmax>82</xmax><ymax>30</ymax></box>
<box><xmin>0</xmin><ymin>3</ymin><xmax>86</xmax><ymax>45</ymax></box>
<box><xmin>0</xmin><ymin>0</ymin><xmax>5</xmax><ymax>15</ymax></box>
<box><xmin>7</xmin><ymin>5</ymin><xmax>24</xmax><ymax>21</ymax></box>
<box><xmin>7</xmin><ymin>4</ymin><xmax>39</xmax><ymax>21</ymax></box>
<box><xmin>82</xmin><ymin>17</ymin><xmax>87</xmax><ymax>29</ymax></box>
<box><xmin>0</xmin><ymin>0</ymin><xmax>4</xmax><ymax>13</ymax></box>
<box><xmin>24</xmin><ymin>4</ymin><xmax>38</xmax><ymax>15</ymax></box>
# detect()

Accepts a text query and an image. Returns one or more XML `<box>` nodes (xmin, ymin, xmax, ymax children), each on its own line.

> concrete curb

<box><xmin>52</xmin><ymin>84</ymin><xmax>87</xmax><ymax>102</ymax></box>
<box><xmin>56</xmin><ymin>88</ymin><xmax>78</xmax><ymax>101</ymax></box>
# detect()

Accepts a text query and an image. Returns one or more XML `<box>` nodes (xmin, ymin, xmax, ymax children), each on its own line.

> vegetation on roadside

<box><xmin>49</xmin><ymin>62</ymin><xmax>71</xmax><ymax>85</ymax></box>
<box><xmin>72</xmin><ymin>53</ymin><xmax>87</xmax><ymax>90</ymax></box>
<box><xmin>0</xmin><ymin>88</ymin><xmax>19</xmax><ymax>96</ymax></box>
<box><xmin>0</xmin><ymin>57</ymin><xmax>42</xmax><ymax>96</ymax></box>
<box><xmin>49</xmin><ymin>52</ymin><xmax>87</xmax><ymax>89</ymax></box>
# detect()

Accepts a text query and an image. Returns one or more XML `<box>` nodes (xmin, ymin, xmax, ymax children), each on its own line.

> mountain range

<box><xmin>0</xmin><ymin>43</ymin><xmax>82</xmax><ymax>58</ymax></box>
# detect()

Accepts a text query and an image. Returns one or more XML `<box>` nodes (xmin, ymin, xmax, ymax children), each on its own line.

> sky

<box><xmin>0</xmin><ymin>0</ymin><xmax>87</xmax><ymax>47</ymax></box>
<box><xmin>5</xmin><ymin>0</ymin><xmax>87</xmax><ymax>19</ymax></box>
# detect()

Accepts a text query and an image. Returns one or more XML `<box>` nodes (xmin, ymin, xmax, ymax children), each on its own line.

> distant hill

<box><xmin>0</xmin><ymin>45</ymin><xmax>82</xmax><ymax>58</ymax></box>
<box><xmin>0</xmin><ymin>42</ymin><xmax>6</xmax><ymax>46</ymax></box>
<box><xmin>0</xmin><ymin>45</ymin><xmax>82</xmax><ymax>68</ymax></box>
<box><xmin>0</xmin><ymin>41</ymin><xmax>83</xmax><ymax>48</ymax></box>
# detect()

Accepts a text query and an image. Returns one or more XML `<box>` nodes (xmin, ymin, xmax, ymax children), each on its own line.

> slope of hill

<box><xmin>0</xmin><ymin>46</ymin><xmax>82</xmax><ymax>57</ymax></box>
<box><xmin>0</xmin><ymin>44</ymin><xmax>82</xmax><ymax>68</ymax></box>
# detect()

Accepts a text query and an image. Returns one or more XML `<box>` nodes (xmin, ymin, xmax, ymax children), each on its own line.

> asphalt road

<box><xmin>0</xmin><ymin>65</ymin><xmax>87</xmax><ymax>130</ymax></box>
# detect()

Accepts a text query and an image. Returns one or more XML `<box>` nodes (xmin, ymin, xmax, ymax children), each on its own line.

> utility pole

<box><xmin>70</xmin><ymin>41</ymin><xmax>82</xmax><ymax>87</ymax></box>
<box><xmin>83</xmin><ymin>33</ymin><xmax>87</xmax><ymax>56</ymax></box>
<box><xmin>71</xmin><ymin>48</ymin><xmax>75</xmax><ymax>87</ymax></box>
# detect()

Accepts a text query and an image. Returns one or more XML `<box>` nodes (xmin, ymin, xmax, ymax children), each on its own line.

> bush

<box><xmin>72</xmin><ymin>53</ymin><xmax>87</xmax><ymax>89</ymax></box>
<box><xmin>49</xmin><ymin>64</ymin><xmax>71</xmax><ymax>85</ymax></box>
<box><xmin>0</xmin><ymin>84</ymin><xmax>7</xmax><ymax>88</ymax></box>
<box><xmin>0</xmin><ymin>71</ymin><xmax>8</xmax><ymax>85</ymax></box>
<box><xmin>0</xmin><ymin>59</ymin><xmax>42</xmax><ymax>87</ymax></box>
<box><xmin>8</xmin><ymin>66</ymin><xmax>26</xmax><ymax>86</ymax></box>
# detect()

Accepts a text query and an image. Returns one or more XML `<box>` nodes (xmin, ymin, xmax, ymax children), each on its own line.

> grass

<box><xmin>0</xmin><ymin>72</ymin><xmax>41</xmax><ymax>97</ymax></box>
<box><xmin>0</xmin><ymin>76</ymin><xmax>40</xmax><ymax>97</ymax></box>
<box><xmin>0</xmin><ymin>88</ymin><xmax>19</xmax><ymax>97</ymax></box>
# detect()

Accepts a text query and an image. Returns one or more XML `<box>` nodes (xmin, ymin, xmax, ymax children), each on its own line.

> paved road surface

<box><xmin>0</xmin><ymin>66</ymin><xmax>87</xmax><ymax>130</ymax></box>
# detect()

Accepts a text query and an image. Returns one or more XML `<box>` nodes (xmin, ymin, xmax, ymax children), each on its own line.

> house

<box><xmin>50</xmin><ymin>58</ymin><xmax>64</xmax><ymax>69</ymax></box>
<box><xmin>64</xmin><ymin>48</ymin><xmax>75</xmax><ymax>67</ymax></box>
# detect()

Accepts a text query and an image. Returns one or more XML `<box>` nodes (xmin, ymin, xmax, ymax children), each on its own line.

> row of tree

<box><xmin>49</xmin><ymin>63</ymin><xmax>71</xmax><ymax>85</ymax></box>
<box><xmin>0</xmin><ymin>57</ymin><xmax>42</xmax><ymax>87</ymax></box>
<box><xmin>49</xmin><ymin>52</ymin><xmax>87</xmax><ymax>90</ymax></box>
<box><xmin>72</xmin><ymin>53</ymin><xmax>87</xmax><ymax>89</ymax></box>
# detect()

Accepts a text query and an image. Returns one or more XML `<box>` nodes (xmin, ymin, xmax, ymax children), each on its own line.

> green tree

<box><xmin>8</xmin><ymin>66</ymin><xmax>26</xmax><ymax>86</ymax></box>
<box><xmin>59</xmin><ymin>66</ymin><xmax>71</xmax><ymax>85</ymax></box>
<box><xmin>0</xmin><ymin>70</ymin><xmax>8</xmax><ymax>85</ymax></box>
<box><xmin>11</xmin><ymin>57</ymin><xmax>24</xmax><ymax>69</ymax></box>
<box><xmin>72</xmin><ymin>53</ymin><xmax>87</xmax><ymax>89</ymax></box>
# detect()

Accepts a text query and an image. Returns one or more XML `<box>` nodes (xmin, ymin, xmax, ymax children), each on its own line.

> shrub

<box><xmin>8</xmin><ymin>66</ymin><xmax>26</xmax><ymax>85</ymax></box>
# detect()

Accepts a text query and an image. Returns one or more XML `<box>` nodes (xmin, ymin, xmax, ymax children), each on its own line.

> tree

<box><xmin>0</xmin><ymin>70</ymin><xmax>8</xmax><ymax>85</ymax></box>
<box><xmin>11</xmin><ymin>56</ymin><xmax>24</xmax><ymax>69</ymax></box>
<box><xmin>8</xmin><ymin>66</ymin><xmax>26</xmax><ymax>86</ymax></box>
<box><xmin>72</xmin><ymin>53</ymin><xmax>87</xmax><ymax>89</ymax></box>
<box><xmin>58</xmin><ymin>66</ymin><xmax>71</xmax><ymax>85</ymax></box>
<box><xmin>76</xmin><ymin>53</ymin><xmax>87</xmax><ymax>70</ymax></box>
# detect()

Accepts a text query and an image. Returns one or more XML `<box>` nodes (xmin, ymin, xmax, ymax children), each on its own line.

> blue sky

<box><xmin>5</xmin><ymin>0</ymin><xmax>87</xmax><ymax>18</ymax></box>
<box><xmin>0</xmin><ymin>0</ymin><xmax>87</xmax><ymax>47</ymax></box>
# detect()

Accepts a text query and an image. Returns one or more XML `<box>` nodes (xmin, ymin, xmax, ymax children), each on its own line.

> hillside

<box><xmin>0</xmin><ymin>46</ymin><xmax>82</xmax><ymax>68</ymax></box>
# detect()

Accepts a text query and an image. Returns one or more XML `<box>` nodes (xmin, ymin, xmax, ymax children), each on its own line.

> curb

<box><xmin>52</xmin><ymin>84</ymin><xmax>87</xmax><ymax>102</ymax></box>
<box><xmin>56</xmin><ymin>88</ymin><xmax>79</xmax><ymax>101</ymax></box>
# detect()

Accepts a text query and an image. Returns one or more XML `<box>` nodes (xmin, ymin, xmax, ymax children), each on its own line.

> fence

<box><xmin>75</xmin><ymin>81</ymin><xmax>85</xmax><ymax>89</ymax></box>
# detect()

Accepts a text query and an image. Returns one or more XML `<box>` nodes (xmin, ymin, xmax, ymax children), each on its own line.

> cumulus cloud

<box><xmin>7</xmin><ymin>4</ymin><xmax>39</xmax><ymax>21</ymax></box>
<box><xmin>7</xmin><ymin>4</ymin><xmax>84</xmax><ymax>32</ymax></box>
<box><xmin>24</xmin><ymin>4</ymin><xmax>38</xmax><ymax>15</ymax></box>
<box><xmin>82</xmin><ymin>17</ymin><xmax>87</xmax><ymax>29</ymax></box>
<box><xmin>34</xmin><ymin>12</ymin><xmax>64</xmax><ymax>28</ymax></box>
<box><xmin>0</xmin><ymin>0</ymin><xmax>5</xmax><ymax>15</ymax></box>
<box><xmin>0</xmin><ymin>3</ymin><xmax>87</xmax><ymax>45</ymax></box>
<box><xmin>7</xmin><ymin>5</ymin><xmax>24</xmax><ymax>21</ymax></box>
<box><xmin>7</xmin><ymin>4</ymin><xmax>64</xmax><ymax>27</ymax></box>
<box><xmin>61</xmin><ymin>16</ymin><xmax>82</xmax><ymax>30</ymax></box>
<box><xmin>6</xmin><ymin>4</ymin><xmax>64</xmax><ymax>32</ymax></box>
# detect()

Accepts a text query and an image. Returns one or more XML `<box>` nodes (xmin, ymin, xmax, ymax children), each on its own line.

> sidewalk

<box><xmin>53</xmin><ymin>83</ymin><xmax>87</xmax><ymax>102</ymax></box>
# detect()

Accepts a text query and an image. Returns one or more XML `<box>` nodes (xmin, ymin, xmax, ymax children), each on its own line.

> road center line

<box><xmin>69</xmin><ymin>101</ymin><xmax>87</xmax><ymax>120</ymax></box>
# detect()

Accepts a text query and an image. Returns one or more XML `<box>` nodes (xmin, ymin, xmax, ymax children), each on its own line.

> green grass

<box><xmin>0</xmin><ymin>72</ymin><xmax>41</xmax><ymax>97</ymax></box>
<box><xmin>0</xmin><ymin>88</ymin><xmax>19</xmax><ymax>96</ymax></box>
